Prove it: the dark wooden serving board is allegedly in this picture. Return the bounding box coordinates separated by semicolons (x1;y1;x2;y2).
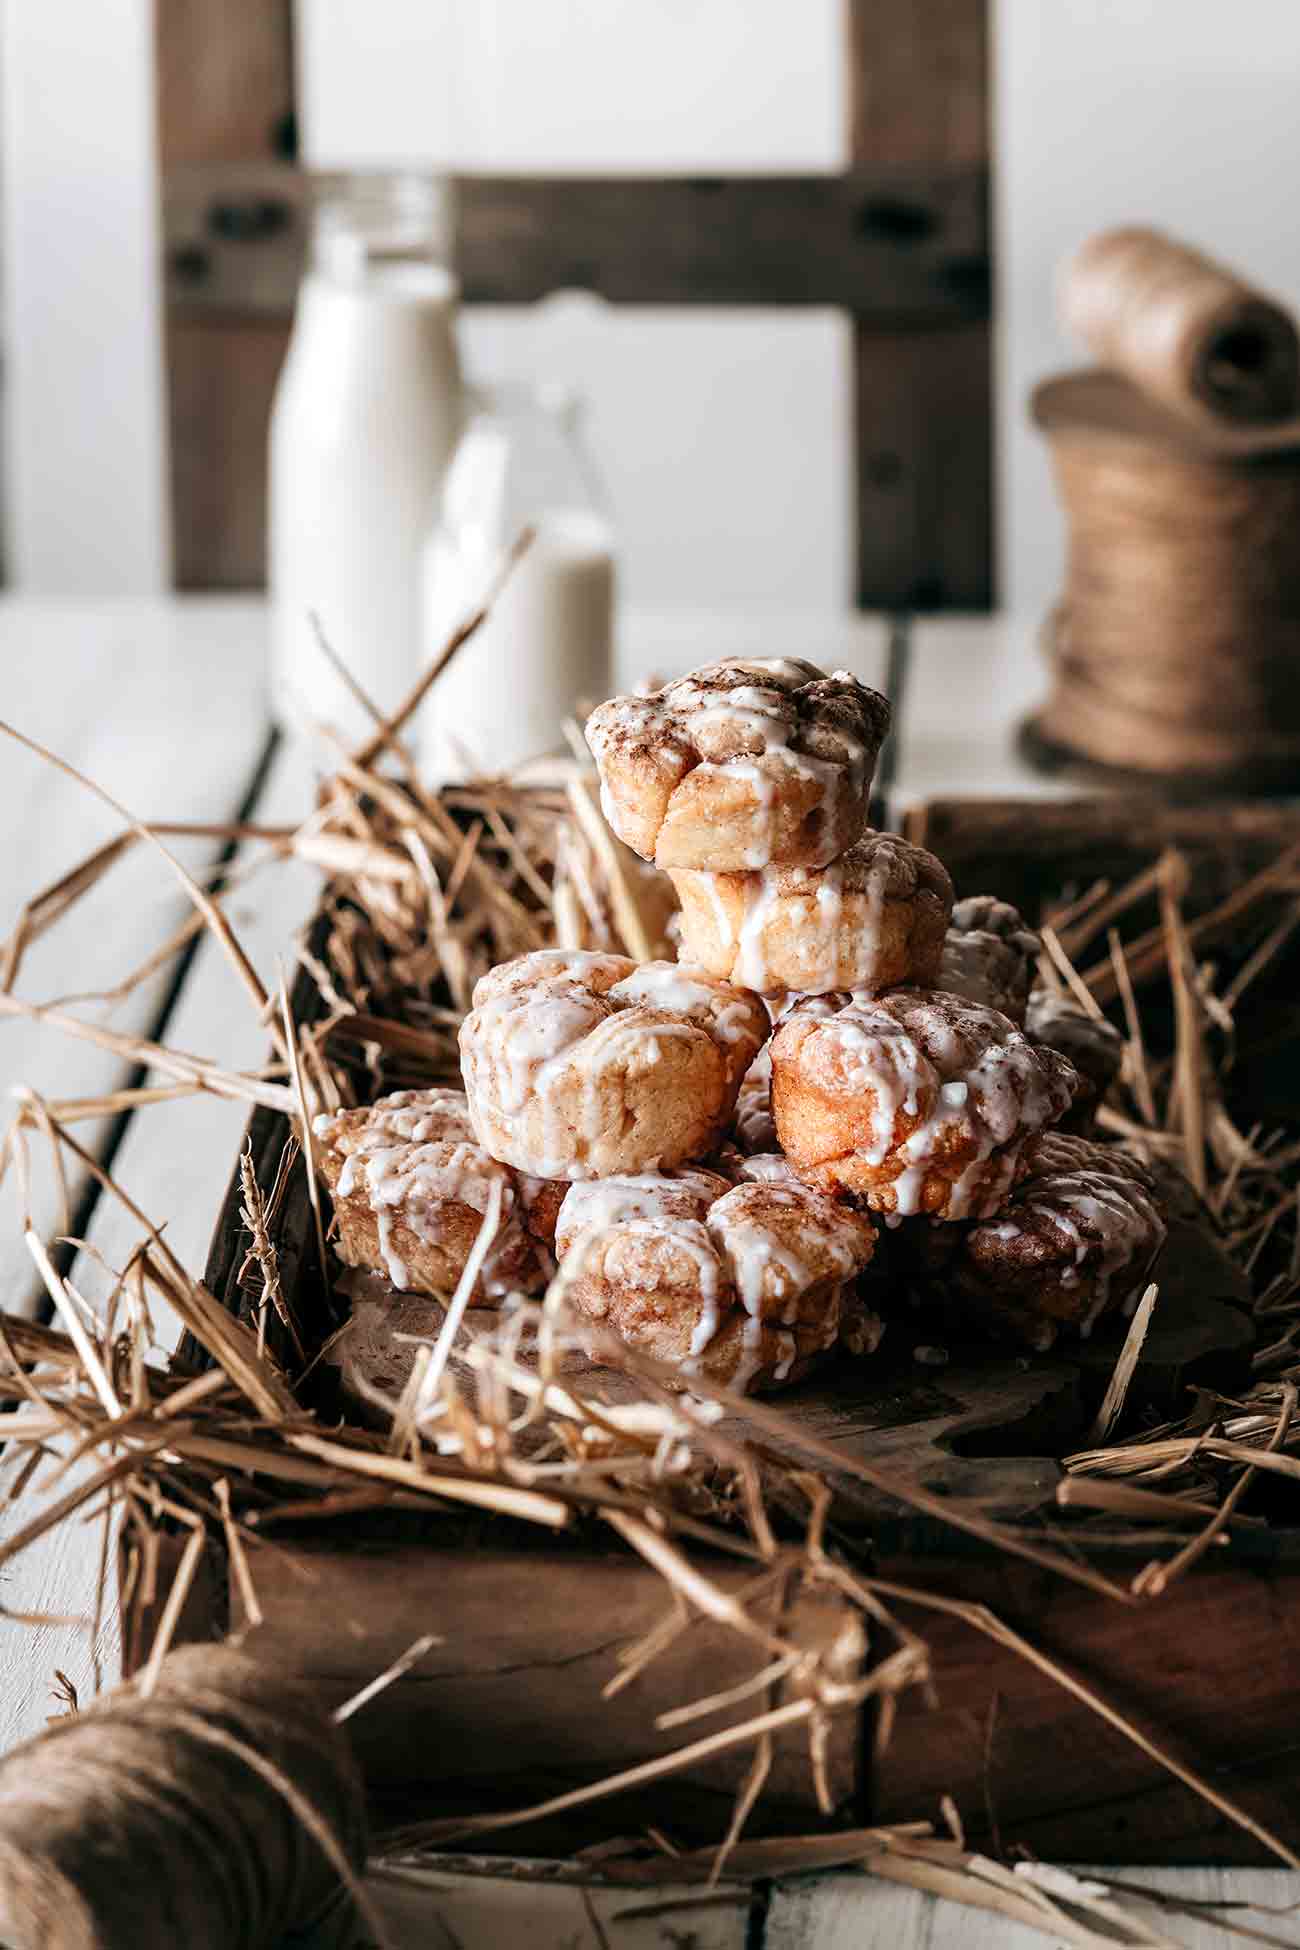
327;1191;1252;1531
131;794;1300;1864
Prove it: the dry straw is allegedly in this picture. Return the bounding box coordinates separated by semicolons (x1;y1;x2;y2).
1;576;1300;1931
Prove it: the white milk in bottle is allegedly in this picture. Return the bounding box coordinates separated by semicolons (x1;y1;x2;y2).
420;385;614;782
269;175;462;743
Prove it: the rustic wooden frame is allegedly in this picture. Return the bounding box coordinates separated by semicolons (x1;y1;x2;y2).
155;0;991;605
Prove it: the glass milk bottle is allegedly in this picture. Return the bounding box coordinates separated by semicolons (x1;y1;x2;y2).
269;174;462;743
420;384;615;781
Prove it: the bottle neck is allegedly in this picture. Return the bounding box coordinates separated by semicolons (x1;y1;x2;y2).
308;173;454;291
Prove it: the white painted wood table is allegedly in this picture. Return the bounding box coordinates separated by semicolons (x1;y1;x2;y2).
0;598;1291;1949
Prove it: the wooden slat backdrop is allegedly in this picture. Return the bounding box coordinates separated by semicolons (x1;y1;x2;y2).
156;0;296;593
156;0;991;607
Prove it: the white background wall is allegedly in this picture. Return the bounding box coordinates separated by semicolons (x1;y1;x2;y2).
6;0;1300;608
297;0;853;610
996;0;1300;618
1;0;170;593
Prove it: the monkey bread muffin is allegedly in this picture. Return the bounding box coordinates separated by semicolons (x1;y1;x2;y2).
459;950;768;1181
585;657;890;872
949;1131;1166;1348
670;829;952;998
770;987;1078;1221
555;1166;879;1393
315;1090;552;1302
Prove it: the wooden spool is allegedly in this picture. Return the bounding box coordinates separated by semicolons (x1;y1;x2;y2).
1024;369;1300;794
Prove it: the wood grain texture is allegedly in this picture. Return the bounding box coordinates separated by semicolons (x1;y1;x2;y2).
848;0;988;168
766;1867;1300;1950
0;734;309;1762
902;795;1300;910
848;0;992;609
155;0;294;166
870;1551;1300;1866
853;320;992;608
0;602;269;1319
162;161;987;320
222;1538;863;1847
368;1861;749;1950
166;314;287;588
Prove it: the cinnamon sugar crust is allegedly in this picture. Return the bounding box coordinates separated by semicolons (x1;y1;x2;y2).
585;657;890;871
670;829;952;997
555;1167;879;1394
315;1092;551;1303
770;987;1078;1221
459;949;768;1180
953;1131;1166;1348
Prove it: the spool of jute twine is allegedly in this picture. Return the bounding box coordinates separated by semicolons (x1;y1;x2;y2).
1026;230;1300;791
1061;226;1300;427
0;1644;369;1950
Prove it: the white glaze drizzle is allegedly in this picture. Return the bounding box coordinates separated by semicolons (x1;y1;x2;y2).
314;1087;474;1151
586;658;887;867
966;1133;1165;1336
556;1165;872;1375
695;833;922;996
331;1127;529;1296
779;987;1077;1218
460;951;765;1178
1002;1134;1164;1334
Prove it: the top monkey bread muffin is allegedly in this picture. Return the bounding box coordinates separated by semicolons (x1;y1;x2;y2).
585;657;891;872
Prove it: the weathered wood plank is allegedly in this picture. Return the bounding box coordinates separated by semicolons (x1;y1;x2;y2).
162;161;989;320
155;0;296;588
848;0;992;611
0;738;310;1758
0;599;270;1318
767;1866;1300;1950
155;0;294;167
166;315;287;589
368;1860;748;1950
870;1551;1300;1865
848;0;988;168
853;320;992;609
231;1537;862;1847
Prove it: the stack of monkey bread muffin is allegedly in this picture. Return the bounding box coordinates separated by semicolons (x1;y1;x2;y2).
316;657;1164;1394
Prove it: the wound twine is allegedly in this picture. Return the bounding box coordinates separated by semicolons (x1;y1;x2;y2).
1029;371;1300;785
1029;221;1300;790
0;1645;369;1950
1061;226;1300;427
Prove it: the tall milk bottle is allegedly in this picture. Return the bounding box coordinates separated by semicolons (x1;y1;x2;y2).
421;384;614;782
269;175;461;744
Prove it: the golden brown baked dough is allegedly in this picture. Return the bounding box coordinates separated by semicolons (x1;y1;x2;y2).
952;1132;1165;1348
937;896;1041;1025
459;949;768;1180
585;657;890;871
770;987;1078;1220
555;1167;879;1393
670;829;951;997
315;1091;551;1302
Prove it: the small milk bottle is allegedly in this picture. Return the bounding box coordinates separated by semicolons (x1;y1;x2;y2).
269;174;462;743
420;384;615;782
